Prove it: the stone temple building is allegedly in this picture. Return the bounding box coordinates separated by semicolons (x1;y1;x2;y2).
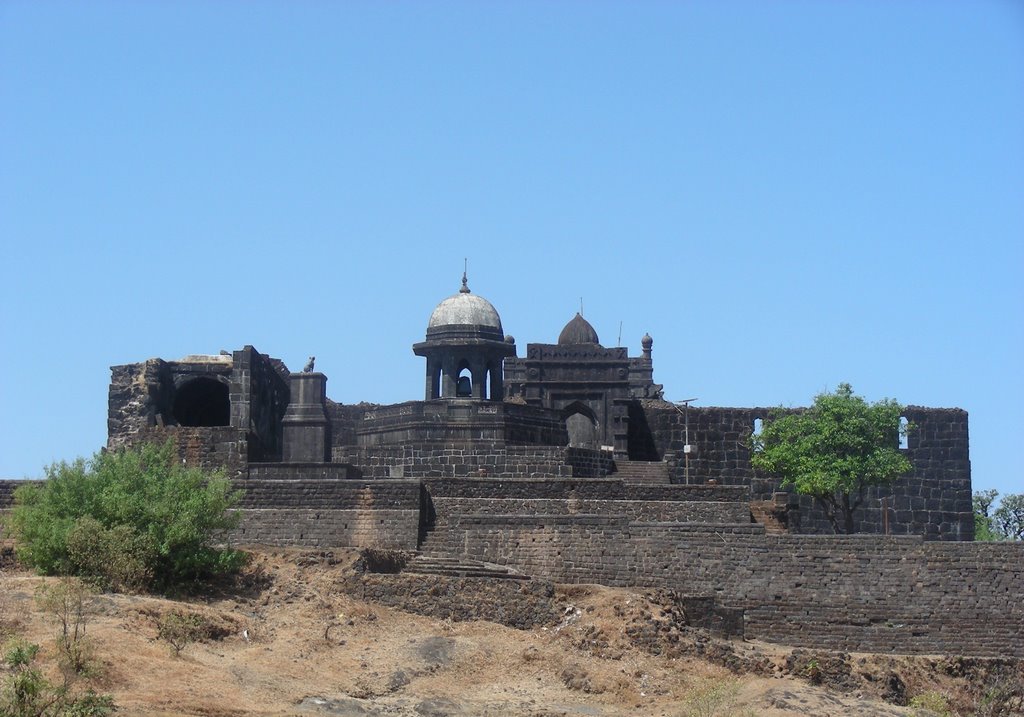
107;273;972;541
99;275;1024;658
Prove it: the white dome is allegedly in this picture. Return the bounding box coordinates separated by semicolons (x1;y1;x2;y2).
428;291;503;332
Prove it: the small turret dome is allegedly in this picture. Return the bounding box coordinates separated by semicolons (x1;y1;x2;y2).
641;333;653;349
427;294;503;332
558;313;600;345
425;273;504;341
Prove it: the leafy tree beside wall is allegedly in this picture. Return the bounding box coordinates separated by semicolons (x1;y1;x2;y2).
974;489;1024;541
750;383;912;534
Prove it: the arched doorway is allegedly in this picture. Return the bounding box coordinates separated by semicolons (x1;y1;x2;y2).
173;377;230;427
562;402;600;449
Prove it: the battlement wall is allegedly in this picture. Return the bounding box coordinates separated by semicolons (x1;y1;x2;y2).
430;497;750;524
0;479;42;509
438;516;1023;657
354;400;568;447
132;426;248;476
333;444;614;479
233;479;421;550
640;403;973;540
422;478;747;502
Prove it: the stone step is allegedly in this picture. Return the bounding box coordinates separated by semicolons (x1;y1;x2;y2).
403;553;529;581
613;460;671;485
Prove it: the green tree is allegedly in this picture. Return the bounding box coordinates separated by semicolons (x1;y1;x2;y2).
6;441;245;590
973;489;1000;542
750;383;912;534
974;490;1024;541
993;493;1024;541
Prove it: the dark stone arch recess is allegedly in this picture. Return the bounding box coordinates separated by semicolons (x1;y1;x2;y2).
173;377;230;427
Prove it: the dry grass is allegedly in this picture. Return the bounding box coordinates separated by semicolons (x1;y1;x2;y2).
0;547;1016;717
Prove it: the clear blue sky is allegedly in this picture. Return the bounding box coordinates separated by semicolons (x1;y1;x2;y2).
2;2;1021;499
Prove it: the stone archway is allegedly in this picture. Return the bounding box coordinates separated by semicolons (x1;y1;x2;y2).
173;377;230;427
562;401;600;449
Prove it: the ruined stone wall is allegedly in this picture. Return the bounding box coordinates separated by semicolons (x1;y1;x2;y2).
0;479;43;510
233;479;420;550
230;347;290;462
639;403;973;540
436;516;1024;657
107;359;172;449
133;426;247;476
325;401;374;448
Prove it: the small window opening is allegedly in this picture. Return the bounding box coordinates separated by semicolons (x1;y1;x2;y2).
751;417;764;452
899;416;909;450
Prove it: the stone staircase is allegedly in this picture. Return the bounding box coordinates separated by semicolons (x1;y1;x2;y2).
403;553;530;580
613;459;671;485
749;493;798;534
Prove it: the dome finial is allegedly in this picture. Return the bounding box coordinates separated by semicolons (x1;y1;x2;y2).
460;257;470;293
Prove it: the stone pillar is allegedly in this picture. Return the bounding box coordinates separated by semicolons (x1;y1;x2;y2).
425;358;440;400
489;360;504;401
442;357;459;399
472;361;487;400
282;372;329;463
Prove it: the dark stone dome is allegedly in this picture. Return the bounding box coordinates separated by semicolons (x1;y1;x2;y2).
558;313;600;345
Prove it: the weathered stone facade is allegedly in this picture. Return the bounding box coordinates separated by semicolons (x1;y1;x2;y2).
13;275;1011;657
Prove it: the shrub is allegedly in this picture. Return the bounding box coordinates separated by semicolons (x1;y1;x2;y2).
157;610;209;656
357;547;410;573
0;638;114;717
66;517;154;592
35;578;96;677
909;691;953;717
7;441;246;590
677;677;754;717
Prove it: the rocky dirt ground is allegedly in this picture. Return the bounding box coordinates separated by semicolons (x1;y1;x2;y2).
0;546;1021;717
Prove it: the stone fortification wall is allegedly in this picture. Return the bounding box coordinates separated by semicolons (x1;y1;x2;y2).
107;348;288;465
325;401;382;448
0;479;43;510
639;403;973;540
423;478;747;502
246;463;355;481
233;479;420;550
354;400;568;447
230;347;290;462
436;516;1023;657
107;359;174;449
430;497;750;525
333;444;613;479
134;426;247;476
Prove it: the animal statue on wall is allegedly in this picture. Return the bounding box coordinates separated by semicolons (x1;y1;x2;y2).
303;356;315;373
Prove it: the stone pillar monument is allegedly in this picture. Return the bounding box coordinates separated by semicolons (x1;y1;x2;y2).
282;372;329;462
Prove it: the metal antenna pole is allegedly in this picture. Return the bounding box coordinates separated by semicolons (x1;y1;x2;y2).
672;398;699;485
